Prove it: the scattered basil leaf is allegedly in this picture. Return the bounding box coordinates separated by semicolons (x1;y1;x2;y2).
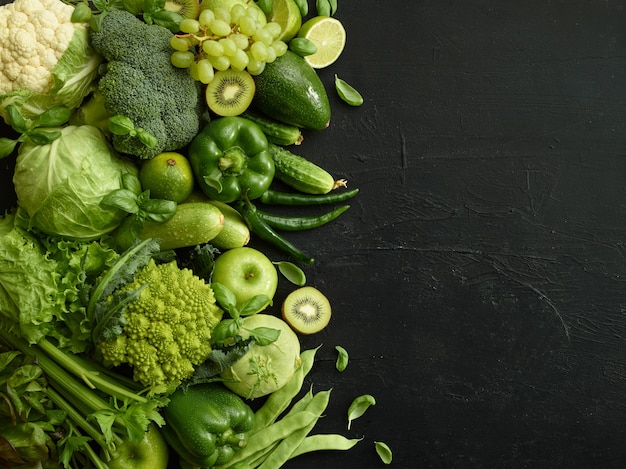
316;0;330;16
211;318;240;343
239;294;272;316
122;172;143;195
27;129;62;145
335;75;364;106
212;282;239;311
257;0;274;15
71;2;94;23
0;138;18;159
275;261;307;286
248;326;281;346
6;105;27;133
33;106;72;127
294;0;308;16
101;189;141;213
150;10;184;33
335;345;349;372
374;441;393;464
108;115;135;135
347;394;376;430
141;199;177;223
137;128;158;148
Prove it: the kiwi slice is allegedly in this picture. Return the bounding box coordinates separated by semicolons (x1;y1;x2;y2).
164;0;201;19
205;70;256;117
281;286;331;334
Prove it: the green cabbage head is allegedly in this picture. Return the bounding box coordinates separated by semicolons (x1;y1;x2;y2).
13;125;137;241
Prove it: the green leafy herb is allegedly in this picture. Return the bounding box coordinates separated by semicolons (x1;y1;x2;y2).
347;394;376;430
375;441;393;464
335;345;349;371
316;0;337;16
275;260;307;286
335;75;364;106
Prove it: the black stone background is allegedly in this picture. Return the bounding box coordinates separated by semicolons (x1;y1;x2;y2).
4;1;626;468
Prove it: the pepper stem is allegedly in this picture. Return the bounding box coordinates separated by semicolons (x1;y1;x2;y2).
219;147;247;175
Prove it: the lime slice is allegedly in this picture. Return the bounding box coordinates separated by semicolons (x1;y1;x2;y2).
297;16;346;68
269;0;302;41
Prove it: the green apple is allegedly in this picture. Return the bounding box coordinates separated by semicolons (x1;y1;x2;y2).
211;246;278;312
106;424;169;469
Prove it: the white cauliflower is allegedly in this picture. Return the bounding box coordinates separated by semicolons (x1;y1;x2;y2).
0;0;82;95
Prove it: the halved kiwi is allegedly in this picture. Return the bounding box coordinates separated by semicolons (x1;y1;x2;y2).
164;0;201;19
205;69;256;116
281;286;331;334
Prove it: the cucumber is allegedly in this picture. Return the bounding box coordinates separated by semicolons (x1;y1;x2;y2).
183;192;250;249
140;202;224;250
268;143;345;194
252;51;331;130
241;109;303;146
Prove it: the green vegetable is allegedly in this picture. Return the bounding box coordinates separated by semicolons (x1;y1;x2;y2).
316;0;338;16
240;109;304;146
347;394;376;430
236;196;315;264
252;51;331;130
138;202;225;250
161;383;255;468
85;9;204;159
375;441;393;464
293;0;309;17
335;345;349;372
188;116;276;203
97;257;223;392
220;314;302;399
269;143;346;194
257;204;350;231
205;198;252;250
12;125;138;241
0;0;103;124
335;75;364;106
258;187;360;206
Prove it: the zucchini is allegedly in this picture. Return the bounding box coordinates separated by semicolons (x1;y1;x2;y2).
268;143;346;194
140;202;224;250
241;109;303;146
183;191;250;249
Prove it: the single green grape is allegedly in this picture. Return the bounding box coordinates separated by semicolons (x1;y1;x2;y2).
264;22;282;39
219;38;238;56
171;50;195;68
170;36;190;52
196;59;215;84
230;33;250;50
230;48;249;71
250;41;269;62
210;55;231;71
253;28;273;46
180;18;200;34
239;15;258;36
203;40;225;57
271;40;288;57
230;4;247;22
247;58;265;76
213;6;231;23
198;9;215;28
210;18;232;37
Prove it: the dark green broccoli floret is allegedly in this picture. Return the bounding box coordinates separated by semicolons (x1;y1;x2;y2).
89;9;204;159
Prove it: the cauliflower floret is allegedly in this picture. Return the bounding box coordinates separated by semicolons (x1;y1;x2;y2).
99;260;223;392
0;0;84;95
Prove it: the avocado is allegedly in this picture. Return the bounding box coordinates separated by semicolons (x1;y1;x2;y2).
252;51;331;130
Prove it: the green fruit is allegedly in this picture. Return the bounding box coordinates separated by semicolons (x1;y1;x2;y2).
252;51;331;130
139;152;195;203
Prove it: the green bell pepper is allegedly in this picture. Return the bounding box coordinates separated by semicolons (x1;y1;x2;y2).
161;383;255;468
188;116;275;203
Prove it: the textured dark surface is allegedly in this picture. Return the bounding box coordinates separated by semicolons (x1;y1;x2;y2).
3;1;626;468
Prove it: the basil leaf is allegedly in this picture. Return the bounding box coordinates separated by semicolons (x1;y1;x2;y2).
316;0;330;16
33;106;71;127
212;282;239;312
328;0;337;14
294;0;308;16
335;345;349;372
211;318;240;343
0;138;18;159
27;129;62;145
141;199;177;223
6;105;27;133
239;294;272;316
335;75;364;106
136;128;158;148
374;441;393;465
108;115;135;135
122;172;143;195
347;394;376;430
101;189;140;213
249;326;280;346
275;261;306;286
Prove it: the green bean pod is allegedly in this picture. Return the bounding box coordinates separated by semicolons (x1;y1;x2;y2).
258;188;359;206
257;205;350;231
236;197;315;265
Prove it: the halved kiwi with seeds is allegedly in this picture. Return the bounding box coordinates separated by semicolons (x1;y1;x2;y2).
281;286;331;334
205;69;256;116
164;0;201;19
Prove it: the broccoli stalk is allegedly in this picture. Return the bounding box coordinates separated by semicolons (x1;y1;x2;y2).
0;329;167;467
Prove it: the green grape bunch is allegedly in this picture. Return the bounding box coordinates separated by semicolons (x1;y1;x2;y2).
170;5;288;84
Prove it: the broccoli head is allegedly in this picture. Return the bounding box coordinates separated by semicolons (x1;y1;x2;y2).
98;259;223;392
88;9;205;159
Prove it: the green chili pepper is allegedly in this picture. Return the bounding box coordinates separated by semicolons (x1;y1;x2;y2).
258;187;359;206
160;383;256;468
188;116;275;203
256;204;350;231
236;196;315;264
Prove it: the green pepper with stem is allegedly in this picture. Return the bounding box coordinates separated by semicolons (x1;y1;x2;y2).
160;383;256;468
188;116;275;203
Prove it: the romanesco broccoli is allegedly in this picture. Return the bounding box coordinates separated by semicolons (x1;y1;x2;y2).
98;259;223;392
87;9;205;159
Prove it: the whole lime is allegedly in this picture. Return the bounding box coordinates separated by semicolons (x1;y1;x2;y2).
139;152;195;203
